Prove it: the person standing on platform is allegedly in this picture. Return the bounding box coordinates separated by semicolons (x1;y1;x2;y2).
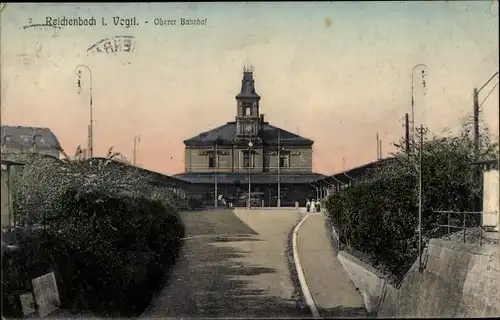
310;199;316;213
306;199;311;212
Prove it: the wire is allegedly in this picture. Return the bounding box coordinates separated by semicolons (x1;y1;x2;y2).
479;81;499;109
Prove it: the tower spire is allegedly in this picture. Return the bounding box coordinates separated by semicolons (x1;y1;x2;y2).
236;65;261;100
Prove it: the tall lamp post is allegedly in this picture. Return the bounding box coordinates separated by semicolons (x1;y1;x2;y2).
413;64;428;272
277;128;281;208
75;64;94;158
247;140;253;209
411;64;428;140
133;135;140;165
214;130;219;208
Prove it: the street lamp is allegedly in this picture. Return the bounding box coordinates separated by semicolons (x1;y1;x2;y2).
133;135;140;165
411;64;428;139
247;140;253;209
277;128;281;208
75;64;94;158
214;130;219;208
410;64;429;273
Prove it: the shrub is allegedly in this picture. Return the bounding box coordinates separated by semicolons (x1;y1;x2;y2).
3;147;185;317
325;116;498;280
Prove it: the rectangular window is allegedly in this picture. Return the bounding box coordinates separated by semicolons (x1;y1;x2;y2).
243;151;253;168
245;107;251;116
208;152;217;168
279;153;290;168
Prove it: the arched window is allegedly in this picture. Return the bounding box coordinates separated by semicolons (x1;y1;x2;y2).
245;107;251;116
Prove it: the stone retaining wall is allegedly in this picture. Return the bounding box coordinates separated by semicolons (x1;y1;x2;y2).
334;236;500;317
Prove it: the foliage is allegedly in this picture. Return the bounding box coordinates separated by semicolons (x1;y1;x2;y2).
3;146;185;317
325;115;499;280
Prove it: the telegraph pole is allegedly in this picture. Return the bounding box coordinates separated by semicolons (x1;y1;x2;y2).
473;71;499;158
405;113;410;154
277;128;281;208
473;71;499;227
473;88;479;158
133;135;140;165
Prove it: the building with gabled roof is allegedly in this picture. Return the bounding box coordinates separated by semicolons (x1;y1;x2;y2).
1;125;61;162
175;67;325;207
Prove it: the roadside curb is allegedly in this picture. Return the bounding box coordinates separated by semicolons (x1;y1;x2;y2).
292;214;320;319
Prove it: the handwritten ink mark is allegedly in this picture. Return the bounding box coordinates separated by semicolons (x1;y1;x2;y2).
23;24;62;30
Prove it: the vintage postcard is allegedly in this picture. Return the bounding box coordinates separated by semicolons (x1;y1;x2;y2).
1;2;499;319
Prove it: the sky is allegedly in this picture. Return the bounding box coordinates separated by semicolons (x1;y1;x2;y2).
1;1;499;175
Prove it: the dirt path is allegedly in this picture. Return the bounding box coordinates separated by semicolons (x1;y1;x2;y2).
142;209;310;318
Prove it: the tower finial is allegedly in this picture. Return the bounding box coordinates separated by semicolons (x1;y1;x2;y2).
243;60;253;73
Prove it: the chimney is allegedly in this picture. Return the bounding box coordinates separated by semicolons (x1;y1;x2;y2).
260;114;265;123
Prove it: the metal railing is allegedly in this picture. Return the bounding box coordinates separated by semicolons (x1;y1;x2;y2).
431;210;499;246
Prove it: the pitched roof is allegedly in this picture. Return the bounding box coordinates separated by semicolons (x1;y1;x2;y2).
1;125;61;151
87;157;192;186
184;122;314;146
312;157;398;186
174;172;326;184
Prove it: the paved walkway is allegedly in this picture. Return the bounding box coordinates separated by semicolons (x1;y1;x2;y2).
297;214;368;318
142;209;310;318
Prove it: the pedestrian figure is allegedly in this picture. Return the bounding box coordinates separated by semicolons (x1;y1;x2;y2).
310;199;316;213
316;200;321;213
306;199;311;212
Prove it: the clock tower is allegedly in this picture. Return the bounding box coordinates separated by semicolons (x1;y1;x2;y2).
235;66;261;138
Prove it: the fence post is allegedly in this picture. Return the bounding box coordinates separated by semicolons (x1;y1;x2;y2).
463;211;466;243
447;212;450;235
480;211;483;246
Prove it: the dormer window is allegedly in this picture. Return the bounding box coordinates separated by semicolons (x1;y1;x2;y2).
245;107;251;116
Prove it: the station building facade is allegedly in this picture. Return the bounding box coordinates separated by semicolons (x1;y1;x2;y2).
174;67;325;207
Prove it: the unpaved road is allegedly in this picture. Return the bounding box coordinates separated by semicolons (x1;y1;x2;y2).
142;208;310;318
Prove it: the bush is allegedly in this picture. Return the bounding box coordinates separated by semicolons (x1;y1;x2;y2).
325;116;499;280
3;148;185;317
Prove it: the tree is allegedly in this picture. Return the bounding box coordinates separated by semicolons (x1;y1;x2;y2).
325;114;498;280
